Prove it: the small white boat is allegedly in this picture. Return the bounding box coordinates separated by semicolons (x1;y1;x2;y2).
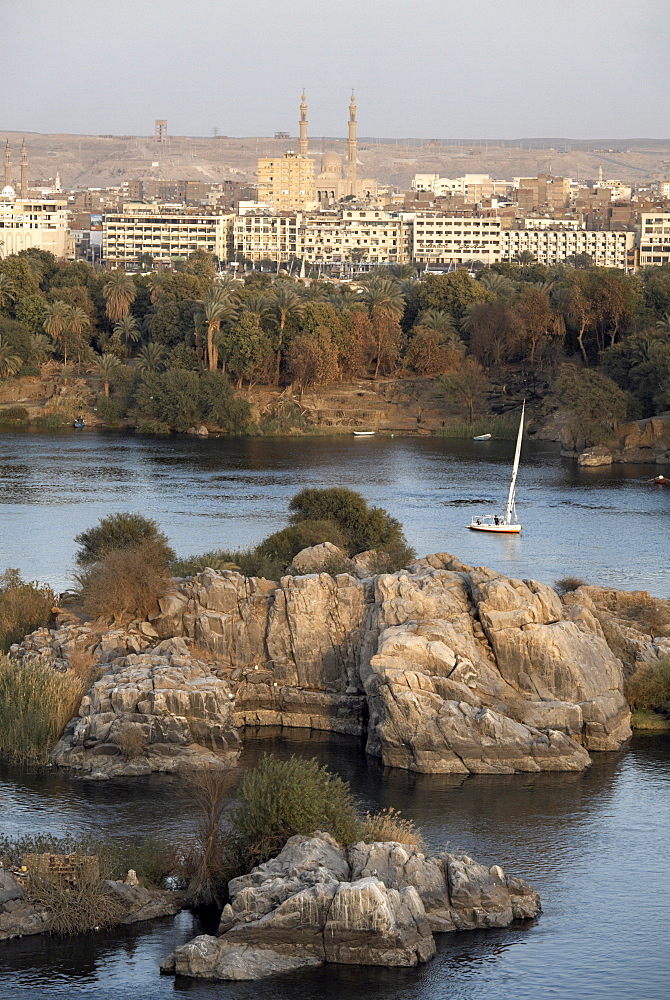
468;404;525;534
353;430;375;436
473;433;492;441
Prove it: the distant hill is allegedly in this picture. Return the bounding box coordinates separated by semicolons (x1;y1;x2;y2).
1;131;669;190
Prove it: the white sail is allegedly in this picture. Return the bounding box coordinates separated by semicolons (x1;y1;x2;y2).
504;403;525;524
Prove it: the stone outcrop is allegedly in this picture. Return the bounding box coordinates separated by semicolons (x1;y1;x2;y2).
552;414;670;465
0;869;182;940
12;553;633;776
162;832;540;981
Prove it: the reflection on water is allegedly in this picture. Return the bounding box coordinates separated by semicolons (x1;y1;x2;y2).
1;731;668;1000
0;430;668;594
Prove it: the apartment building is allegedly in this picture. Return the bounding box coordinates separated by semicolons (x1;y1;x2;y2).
412;173;508;203
501;228;635;268
639;213;670;267
233;209;411;264
0;189;72;257
412;215;501;266
513;174;570;213
257;153;316;212
102;203;232;266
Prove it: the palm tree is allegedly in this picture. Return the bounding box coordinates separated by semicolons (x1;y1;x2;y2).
43;301;70;366
479;270;515;298
201;299;227;371
91;353;121;396
360;276;405;319
65;305;91;366
0;336;22;377
103;270;136;323
0;273;16;312
512;251;537;269
136;342;165;372
29;333;55;365
243;294;273;324
113;315;141;356
147;272;165;305
655;312;670;336
270;285;304;381
385;263;417;280
414;309;457;338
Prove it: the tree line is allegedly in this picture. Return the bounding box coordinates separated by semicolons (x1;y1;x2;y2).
0;248;669;433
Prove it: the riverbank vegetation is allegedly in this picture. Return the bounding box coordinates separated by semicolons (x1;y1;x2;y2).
0;569;54;652
172;486;415;579
0;655;88;764
626;656;670;729
1;248;669;439
182;755;424;907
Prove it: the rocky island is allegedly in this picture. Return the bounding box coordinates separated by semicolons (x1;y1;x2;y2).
8;551;656;779
160;831;541;981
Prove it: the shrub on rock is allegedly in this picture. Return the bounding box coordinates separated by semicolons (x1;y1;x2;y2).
74;512;175;567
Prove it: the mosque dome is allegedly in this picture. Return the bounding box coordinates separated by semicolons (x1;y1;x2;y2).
321;152;342;176
1;184;15;197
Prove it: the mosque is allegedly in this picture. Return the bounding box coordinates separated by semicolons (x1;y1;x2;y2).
257;94;378;212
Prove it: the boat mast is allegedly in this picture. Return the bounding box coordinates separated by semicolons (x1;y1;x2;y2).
504;402;525;524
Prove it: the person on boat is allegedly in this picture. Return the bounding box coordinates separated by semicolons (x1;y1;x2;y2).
494;516;500;525
476;519;481;525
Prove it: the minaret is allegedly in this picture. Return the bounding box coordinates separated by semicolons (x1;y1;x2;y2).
4;141;11;187
299;91;308;156
54;170;62;192
597;164;603;185
20;138;28;197
347;91;357;194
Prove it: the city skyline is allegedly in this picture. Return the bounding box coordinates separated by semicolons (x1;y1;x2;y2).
4;0;669;139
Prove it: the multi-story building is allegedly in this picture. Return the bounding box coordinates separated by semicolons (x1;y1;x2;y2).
513;174;570;213
412;173;508;203
102;203;233;267
501;228;635;269
257;153;316;212
233;209;411;265
639;213;670;267
0;188;72;257
412;215;501;266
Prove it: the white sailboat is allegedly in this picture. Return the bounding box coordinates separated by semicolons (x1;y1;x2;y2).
467;403;525;534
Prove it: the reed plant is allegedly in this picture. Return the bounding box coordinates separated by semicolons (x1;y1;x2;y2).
358;807;426;850
0;655;86;764
0;569;54;652
437;414;519;440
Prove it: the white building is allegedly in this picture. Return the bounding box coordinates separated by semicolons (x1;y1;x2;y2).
412;215;501;265
639;213;670;267
0;186;72;258
501;228;635;269
102;203;233;266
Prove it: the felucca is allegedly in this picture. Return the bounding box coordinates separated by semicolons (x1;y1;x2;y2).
467;403;525;534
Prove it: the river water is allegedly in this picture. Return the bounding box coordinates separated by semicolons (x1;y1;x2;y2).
0;430;669;998
0;429;668;594
0;730;669;1000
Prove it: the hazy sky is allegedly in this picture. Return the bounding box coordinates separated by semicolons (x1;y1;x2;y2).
4;0;669;139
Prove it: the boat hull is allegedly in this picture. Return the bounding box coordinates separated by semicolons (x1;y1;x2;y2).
473;433;492;441
467;523;522;533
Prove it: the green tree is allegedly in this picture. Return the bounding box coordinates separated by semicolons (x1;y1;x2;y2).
113;315;141;356
15;294;48;336
549;364;629;448
270;285;305;383
74;512;175;566
415;269;490;325
91;353;122;397
42;300;70;365
136;342;165;372
0;273;16;313
103;270;136;323
0;336;23;377
0;257;40;300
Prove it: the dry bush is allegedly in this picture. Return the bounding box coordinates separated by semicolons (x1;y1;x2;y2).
358;807;426;850
0;569;54;651
625;657;670;714
78;540;171;620
554;576;587;597
26;872;126;935
618;597;670;638
180;767;241;907
113;722;148;759
0;655;86;764
67;647;98;683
